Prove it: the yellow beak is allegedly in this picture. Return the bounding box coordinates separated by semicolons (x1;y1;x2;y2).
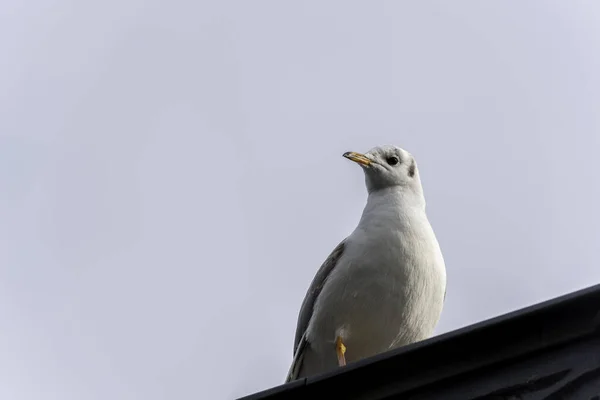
343;151;372;167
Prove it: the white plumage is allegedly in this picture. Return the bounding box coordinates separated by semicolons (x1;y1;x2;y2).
286;145;446;381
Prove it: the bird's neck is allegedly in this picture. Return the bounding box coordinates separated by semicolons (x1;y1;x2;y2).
357;187;426;229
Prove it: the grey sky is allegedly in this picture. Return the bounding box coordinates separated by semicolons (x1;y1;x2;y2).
1;1;599;399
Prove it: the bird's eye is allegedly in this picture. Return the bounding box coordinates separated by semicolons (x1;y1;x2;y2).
386;156;399;166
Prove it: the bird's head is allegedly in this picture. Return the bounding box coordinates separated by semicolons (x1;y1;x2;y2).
343;145;423;195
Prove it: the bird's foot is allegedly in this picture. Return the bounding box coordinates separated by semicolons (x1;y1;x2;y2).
335;336;346;367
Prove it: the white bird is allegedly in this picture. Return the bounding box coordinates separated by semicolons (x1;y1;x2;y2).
286;145;446;382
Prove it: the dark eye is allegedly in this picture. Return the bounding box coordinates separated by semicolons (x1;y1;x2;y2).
386;156;399;166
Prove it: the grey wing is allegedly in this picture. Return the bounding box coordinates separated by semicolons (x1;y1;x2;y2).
286;239;346;382
293;240;346;354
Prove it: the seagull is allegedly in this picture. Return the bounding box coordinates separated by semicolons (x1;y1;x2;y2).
285;145;446;382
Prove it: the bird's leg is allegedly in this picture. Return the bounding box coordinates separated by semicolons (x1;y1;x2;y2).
335;336;346;367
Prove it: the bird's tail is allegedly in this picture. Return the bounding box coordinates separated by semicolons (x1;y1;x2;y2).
284;332;307;383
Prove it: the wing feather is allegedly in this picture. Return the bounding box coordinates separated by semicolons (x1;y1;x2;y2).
285;240;346;382
293;240;346;353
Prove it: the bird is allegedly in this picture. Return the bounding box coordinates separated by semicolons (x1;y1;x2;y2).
285;145;446;382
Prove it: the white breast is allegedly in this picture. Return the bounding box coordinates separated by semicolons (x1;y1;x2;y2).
307;191;446;357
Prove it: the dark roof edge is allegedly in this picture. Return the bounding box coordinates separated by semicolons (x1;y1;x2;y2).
240;283;600;400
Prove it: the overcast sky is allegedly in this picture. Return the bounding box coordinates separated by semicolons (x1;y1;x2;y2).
1;1;600;399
